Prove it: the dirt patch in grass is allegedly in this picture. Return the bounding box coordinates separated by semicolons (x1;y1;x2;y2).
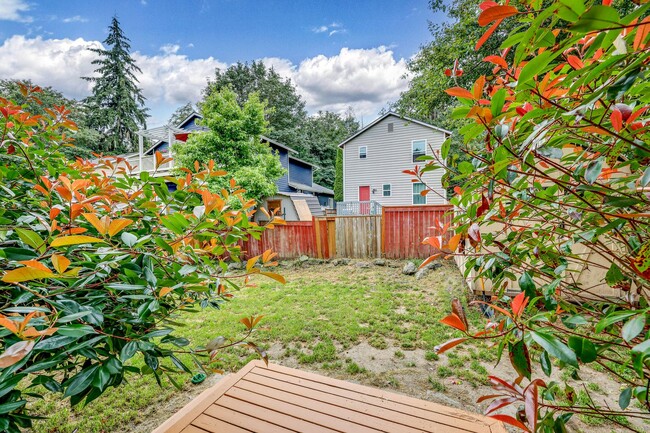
28;260;648;433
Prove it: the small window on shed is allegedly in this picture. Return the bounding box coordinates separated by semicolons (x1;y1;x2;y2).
387;122;394;132
267;200;282;216
359;146;367;159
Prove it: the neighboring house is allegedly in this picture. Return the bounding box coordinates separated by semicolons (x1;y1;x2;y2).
338;112;450;214
114;112;333;221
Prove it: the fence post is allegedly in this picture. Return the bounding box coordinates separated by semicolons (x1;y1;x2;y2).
313;216;322;259
381;206;386;258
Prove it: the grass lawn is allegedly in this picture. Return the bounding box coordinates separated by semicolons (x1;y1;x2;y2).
28;260;644;433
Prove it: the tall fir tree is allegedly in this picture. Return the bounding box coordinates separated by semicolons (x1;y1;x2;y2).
83;16;148;154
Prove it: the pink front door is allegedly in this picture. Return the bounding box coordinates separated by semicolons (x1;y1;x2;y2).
359;186;370;214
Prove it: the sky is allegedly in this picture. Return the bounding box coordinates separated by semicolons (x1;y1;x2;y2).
0;0;447;127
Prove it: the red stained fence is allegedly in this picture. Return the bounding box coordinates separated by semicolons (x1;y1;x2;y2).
242;205;454;260
243;221;316;259
382;205;454;259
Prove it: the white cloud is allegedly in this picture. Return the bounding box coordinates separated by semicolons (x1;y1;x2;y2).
263;46;408;118
0;35;224;108
159;43;180;55
62;15;88;23
312;22;346;37
0;0;31;22
0;35;407;122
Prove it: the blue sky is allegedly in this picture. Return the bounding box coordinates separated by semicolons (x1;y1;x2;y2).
0;0;447;126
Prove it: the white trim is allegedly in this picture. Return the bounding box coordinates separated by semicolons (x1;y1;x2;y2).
412;182;427;205
342;147;345;201
359;146;367;159
382;183;392;197
337;112;452;148
411;139;427;163
358;185;370;201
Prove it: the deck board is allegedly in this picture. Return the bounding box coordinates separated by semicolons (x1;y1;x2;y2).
153;360;507;433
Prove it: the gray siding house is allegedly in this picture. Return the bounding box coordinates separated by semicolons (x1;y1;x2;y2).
338;112;450;210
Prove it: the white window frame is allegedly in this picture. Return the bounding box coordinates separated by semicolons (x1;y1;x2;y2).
359;146;367;159
412;182;426;205
382;184;392;197
412;139;427;162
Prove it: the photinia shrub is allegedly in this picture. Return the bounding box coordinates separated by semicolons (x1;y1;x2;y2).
411;0;650;431
0;87;283;432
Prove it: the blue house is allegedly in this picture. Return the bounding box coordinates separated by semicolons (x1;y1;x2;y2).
134;112;334;221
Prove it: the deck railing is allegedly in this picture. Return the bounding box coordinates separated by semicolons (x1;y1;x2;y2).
336;200;382;216
99;151;174;176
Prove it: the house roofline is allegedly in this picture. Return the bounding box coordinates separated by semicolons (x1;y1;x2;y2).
289;155;318;169
261;135;298;154
337;112;452;148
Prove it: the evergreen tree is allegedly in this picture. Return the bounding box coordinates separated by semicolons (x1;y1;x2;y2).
334;148;343;202
83;16;148;154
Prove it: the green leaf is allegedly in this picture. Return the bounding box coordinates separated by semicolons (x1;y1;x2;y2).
571;5;620;33
519;272;536;298
585;158;603;184
596;310;638;333
619;387;632;410
517;51;554;88
154;237;174;255
121;232;138;247
120;341;139;362
508;340;532;379
530;331;578;367
15;228;45;254
2;247;38;261
567;336;597;363
622;315;645;342
491;88;506;117
63;365;99;397
0;400;27;414
605;263;625;287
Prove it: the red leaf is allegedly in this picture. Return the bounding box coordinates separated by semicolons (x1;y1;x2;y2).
489;415;530;432
445;87;474;99
477;194;490;218
511;292;529;318
610;109;623;132
478;6;518;27
477;394;504;403
435;337;467;354
444;68;452;77
567;55;584;70
440;313;467;331
479;1;498;11
484;55;508;69
472;301;513;320
627;106;647;124
476;19;502;50
486;396;518;415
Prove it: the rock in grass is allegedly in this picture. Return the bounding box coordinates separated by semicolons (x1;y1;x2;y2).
355;261;371;268
299;255;309;262
373;259;386;266
402;262;417;275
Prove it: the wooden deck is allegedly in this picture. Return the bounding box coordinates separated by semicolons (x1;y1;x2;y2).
153;360;506;433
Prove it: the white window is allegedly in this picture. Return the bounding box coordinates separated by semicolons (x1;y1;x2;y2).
413;182;426;205
359;146;367;159
382;184;391;197
412;140;426;162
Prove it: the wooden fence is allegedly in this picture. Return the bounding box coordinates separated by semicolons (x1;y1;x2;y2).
382;205;454;259
243;205;453;260
244;221;316;259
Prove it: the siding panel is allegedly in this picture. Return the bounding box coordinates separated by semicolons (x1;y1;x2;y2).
343;115;447;205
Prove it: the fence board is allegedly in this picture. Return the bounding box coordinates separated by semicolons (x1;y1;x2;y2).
382;205;453;259
333;215;381;258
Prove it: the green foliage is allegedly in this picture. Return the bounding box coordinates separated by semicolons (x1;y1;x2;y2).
0;89;280;431
300;111;359;188
204;61;306;151
167;102;197;127
173;87;284;202
0;80;96;160
420;0;650;431
83;16;148;154
334;148;343;202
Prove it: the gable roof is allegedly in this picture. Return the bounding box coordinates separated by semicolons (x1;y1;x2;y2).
261;135;298;154
337;112;452;148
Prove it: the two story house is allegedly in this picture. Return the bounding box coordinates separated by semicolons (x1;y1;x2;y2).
121;112;333;221
338;112;450;214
